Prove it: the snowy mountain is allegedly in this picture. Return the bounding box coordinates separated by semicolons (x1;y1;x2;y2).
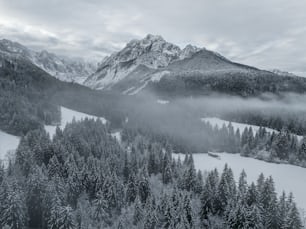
0;39;96;83
84;35;306;97
84;34;202;90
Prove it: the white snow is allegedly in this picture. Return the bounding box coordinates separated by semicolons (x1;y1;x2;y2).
122;86;136;95
150;71;169;82
173;152;306;211
45;107;106;137
0;130;20;162
128;81;149;95
201;117;303;141
111;131;122;144
157;99;169;105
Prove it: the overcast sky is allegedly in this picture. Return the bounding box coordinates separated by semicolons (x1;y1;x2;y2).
0;0;305;74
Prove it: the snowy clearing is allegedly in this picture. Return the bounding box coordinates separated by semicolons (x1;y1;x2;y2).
111;131;122;144
173;152;306;211
0;130;20;162
201;117;303;141
45;107;106;137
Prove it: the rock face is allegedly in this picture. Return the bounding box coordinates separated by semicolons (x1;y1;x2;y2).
84;34;202;90
84;34;265;95
0;39;96;83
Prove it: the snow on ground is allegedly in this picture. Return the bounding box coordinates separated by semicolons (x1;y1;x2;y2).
111;131;122;144
122;86;136;95
201;117;303;141
128;81;149;95
45;107;107;137
0;130;20;162
157;99;169;105
150;71;169;82
173;152;306;211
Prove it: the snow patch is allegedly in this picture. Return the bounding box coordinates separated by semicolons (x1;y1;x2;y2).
45;107;107;137
150;71;169;82
111;131;122;144
173;152;306;212
0;130;20;163
128;81;149;95
157;100;169;105
122;86;136;95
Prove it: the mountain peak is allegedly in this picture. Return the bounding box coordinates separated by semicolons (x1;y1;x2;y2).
144;34;165;42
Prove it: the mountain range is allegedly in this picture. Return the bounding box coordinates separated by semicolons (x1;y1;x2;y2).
1;35;306;97
0;38;96;84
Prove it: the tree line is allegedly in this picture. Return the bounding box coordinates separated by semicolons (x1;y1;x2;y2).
0;118;302;228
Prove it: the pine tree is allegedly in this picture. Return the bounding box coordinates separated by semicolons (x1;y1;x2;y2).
246;182;258;206
194;170;204;194
182;154;196;192
298;137;306;161
215;165;236;214
246;204;263;229
260;176;279;228
138;168;150;204
238;170;247;199
272;128;290;160
133;197;143;225
148;150;158;176
126;174;137;204
57;206;76;229
0;180;27;229
284;193;303;229
143;197;157;229
122;152;130;183
26;166;47;228
92;190;110;225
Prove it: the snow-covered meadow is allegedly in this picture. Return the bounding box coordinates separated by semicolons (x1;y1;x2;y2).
0;130;20;162
0;107;106;162
173;152;306;212
45;107;106;137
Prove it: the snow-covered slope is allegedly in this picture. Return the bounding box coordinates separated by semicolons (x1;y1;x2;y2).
173;152;306;212
0;107;106;162
0;39;96;83
45;107;107;137
0;130;20;162
84;34;202;90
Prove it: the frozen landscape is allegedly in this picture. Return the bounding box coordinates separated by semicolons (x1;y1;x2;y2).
0;130;20;162
1;1;306;226
45;106;106;137
173;152;306;212
0;107;105;162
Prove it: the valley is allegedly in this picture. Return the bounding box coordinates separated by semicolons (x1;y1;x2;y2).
0;35;306;228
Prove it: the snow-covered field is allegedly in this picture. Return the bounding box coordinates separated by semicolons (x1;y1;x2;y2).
0;107;106;162
173;152;306;211
0;130;20;162
45;107;106;137
201;117;303;140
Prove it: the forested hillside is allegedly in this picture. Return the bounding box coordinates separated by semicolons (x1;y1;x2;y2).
0;54;125;135
0;119;302;228
148;70;306;97
0;55;60;135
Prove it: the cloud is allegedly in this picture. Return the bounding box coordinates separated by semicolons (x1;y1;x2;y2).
0;0;305;72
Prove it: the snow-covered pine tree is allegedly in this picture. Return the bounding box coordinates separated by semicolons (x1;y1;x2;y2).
0;179;27;229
